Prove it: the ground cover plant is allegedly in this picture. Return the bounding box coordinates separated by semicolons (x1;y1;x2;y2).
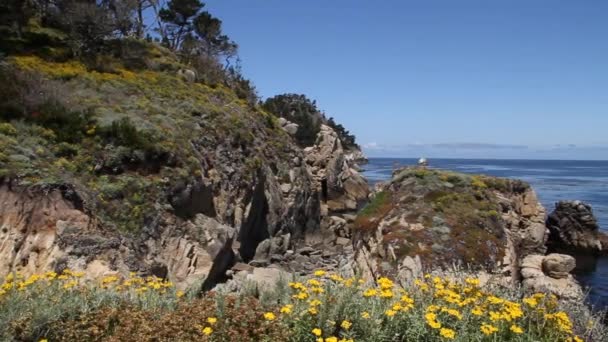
1;269;606;341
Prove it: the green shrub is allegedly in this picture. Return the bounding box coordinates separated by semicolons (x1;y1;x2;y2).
0;122;17;135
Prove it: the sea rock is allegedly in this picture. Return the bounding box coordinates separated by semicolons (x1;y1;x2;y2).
546;201;603;255
520;254;583;300
542;253;576;279
351;167;548;281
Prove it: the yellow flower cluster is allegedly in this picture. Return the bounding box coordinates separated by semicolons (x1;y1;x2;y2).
1;269;84;296
2;269;593;341
0;270;182;301
12;56;87;79
103;273;174;294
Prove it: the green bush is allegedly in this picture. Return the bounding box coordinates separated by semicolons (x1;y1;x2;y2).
0;122;17;135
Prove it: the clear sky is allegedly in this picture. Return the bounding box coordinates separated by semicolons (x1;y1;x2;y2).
204;0;608;160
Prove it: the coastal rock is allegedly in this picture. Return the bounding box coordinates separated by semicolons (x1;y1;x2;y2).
352;167;547;281
304;124;369;213
546;201;603;255
542;253;576;279
520;254;583;300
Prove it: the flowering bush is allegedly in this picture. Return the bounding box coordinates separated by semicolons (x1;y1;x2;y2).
1;270;606;341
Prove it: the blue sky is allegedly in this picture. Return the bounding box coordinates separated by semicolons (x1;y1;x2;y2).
204;0;608;160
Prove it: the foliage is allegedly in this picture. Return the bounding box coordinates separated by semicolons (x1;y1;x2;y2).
354;191;393;232
262;94;323;146
1;270;605;341
327;117;358;149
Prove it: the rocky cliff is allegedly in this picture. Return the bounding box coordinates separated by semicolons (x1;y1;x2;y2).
0;51;367;290
348;167;592;299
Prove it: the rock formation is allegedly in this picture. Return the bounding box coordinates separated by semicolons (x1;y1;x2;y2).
351;168;547;281
546;200;604;255
520;253;582;300
348;167;588;300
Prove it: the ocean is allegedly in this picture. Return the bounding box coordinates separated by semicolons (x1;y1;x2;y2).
362;158;608;310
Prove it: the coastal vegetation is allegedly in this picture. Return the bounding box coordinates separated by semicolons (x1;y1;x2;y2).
1;3;606;342
1;269;606;341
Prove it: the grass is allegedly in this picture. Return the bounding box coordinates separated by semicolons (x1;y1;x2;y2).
354;191;393;232
1;269;606;341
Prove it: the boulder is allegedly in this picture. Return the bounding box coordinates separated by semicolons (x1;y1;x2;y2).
177;68;196;83
542;253;576;279
282;123;299;135
520;254;583;300
546;201;603;255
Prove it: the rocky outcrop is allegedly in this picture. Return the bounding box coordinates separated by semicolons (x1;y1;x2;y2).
350;168;550;284
520;253;583;300
0;182;93;277
0;123;367;292
546;201;604;255
497;183;548;280
277;117;299;135
304;125;369;213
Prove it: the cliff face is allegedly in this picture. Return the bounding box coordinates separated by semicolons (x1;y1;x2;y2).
0;52;367;288
351;167;547;282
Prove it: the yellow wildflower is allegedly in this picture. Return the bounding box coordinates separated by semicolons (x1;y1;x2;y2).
487;296;504;305
308;279;322;287
293;291;309;300
202;327;213;335
465;277;480;286
510;324;523;334
330;274;344;282
63;280;78;289
309;307;319;315
440;328;456;339
480;323;499;335
312;328;322;336
377;277;394;290
207;317;217;325
363;288;378;297
314;270;326;277
325;337;338;342
280;304;293;314
385;309;397;317
361;311;371;319
263;312;276;321
340;320;352;330
489;311;502;322
523;297;538;308
309;299;322;306
176;290;185;298
471;306;484;316
380;289;394;298
425;313;441;329
311;286;325;294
